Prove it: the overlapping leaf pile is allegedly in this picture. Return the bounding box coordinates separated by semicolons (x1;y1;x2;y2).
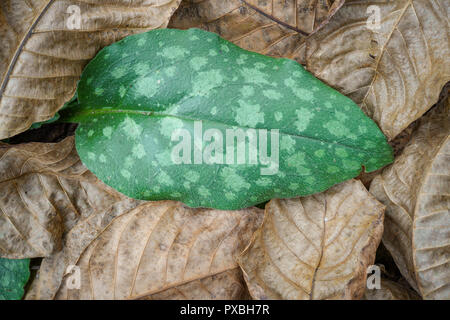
0;0;449;300
0;0;182;139
60;27;392;209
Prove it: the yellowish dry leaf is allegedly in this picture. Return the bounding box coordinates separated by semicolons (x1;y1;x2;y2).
238;179;385;300
364;278;421;300
169;0;344;64
305;0;450;140
26;201;263;300
0;0;182;139
370;97;450;299
0;136;134;258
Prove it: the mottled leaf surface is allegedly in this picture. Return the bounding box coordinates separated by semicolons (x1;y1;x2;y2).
370;98;450;299
238;179;384;299
27;201;263;300
0;0;182;139
305;0;450;140
0;258;30;300
0;137;130;259
61;28;393;210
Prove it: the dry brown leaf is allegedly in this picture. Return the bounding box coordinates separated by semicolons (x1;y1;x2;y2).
241;0;345;35
26;201;263;300
169;0;344;64
364;278;421;300
0;0;182;139
370;97;450;299
238;179;385;300
305;0;450;140
0;136;135;259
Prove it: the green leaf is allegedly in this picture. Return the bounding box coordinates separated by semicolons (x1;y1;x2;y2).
0;258;30;300
60;28;393;210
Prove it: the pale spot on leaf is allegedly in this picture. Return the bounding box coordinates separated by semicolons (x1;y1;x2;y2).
193;69;224;96
220;167;250;192
157;171;174;186
121;169;131;179
281;136;296;153
158;46;188;60
159;118;184;138
198;185;211;198
94;88;104;96
120;117;143;140
190;56;208;71
274;112;283;121
263;89;282;100
103;127;113;139
235;100;264;127
294;108;314;132
132;143;146;159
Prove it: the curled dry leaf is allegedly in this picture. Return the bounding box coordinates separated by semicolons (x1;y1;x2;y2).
169;0;344;64
370;97;450;299
0;0;182;139
364;278;421;300
0;136;133;259
26;201;263;300
238;179;385;300
305;0;450;140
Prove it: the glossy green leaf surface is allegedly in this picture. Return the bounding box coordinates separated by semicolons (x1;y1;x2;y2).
61;28;393;210
0;258;30;300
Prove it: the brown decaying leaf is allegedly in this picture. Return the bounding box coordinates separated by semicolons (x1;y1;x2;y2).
238;179;385;300
305;0;450;140
364;278;421;300
241;0;345;35
0;136;134;259
0;0;182;139
370;97;450;299
169;0;344;65
26;201;263;300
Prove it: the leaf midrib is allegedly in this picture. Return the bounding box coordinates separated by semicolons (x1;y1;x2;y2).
361;0;412;108
0;0;55;99
70;107;375;153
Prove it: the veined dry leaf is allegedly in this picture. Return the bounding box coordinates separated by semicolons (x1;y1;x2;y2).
238;179;385;300
305;0;450;140
26;201;263;300
370;98;450;299
25;197;142;299
242;0;345;34
169;0;345;64
364;278;421;300
0;0;182;139
0;136;133;259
